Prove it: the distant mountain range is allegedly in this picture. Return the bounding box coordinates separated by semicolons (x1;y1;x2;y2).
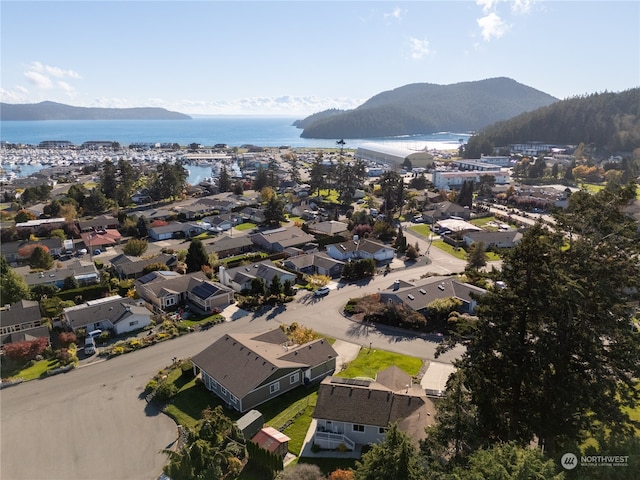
0;101;191;121
295;77;559;139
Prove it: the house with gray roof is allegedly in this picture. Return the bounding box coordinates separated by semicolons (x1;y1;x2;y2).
325;238;395;263
250;226;316;252
186;277;234;314
283;252;345;278
308;220;349;236
462;230;523;249
110;253;178;279
134;271;208;311
191;329;337;413
420;201;470;224
148;222;205;241
218;260;296;293
313;366;435;451
204;234;254;258
76;214;119;233
379;276;486;316
62;296;151;335
2;238;63;264
23;259;99;289
0;300;49;346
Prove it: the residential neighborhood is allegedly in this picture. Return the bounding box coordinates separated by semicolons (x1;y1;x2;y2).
1;132;639;480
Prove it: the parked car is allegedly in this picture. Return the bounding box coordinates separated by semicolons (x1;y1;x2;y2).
314;286;331;297
93;249;101;255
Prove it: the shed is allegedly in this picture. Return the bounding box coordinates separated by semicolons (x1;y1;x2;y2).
236;410;264;441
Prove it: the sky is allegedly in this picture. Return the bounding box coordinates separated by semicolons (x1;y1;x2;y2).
1;0;639;116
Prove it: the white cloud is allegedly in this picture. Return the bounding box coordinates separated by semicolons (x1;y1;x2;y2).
408;37;431;60
0;86;30;104
477;12;509;41
384;7;405;21
512;0;535;15
476;0;499;14
24;70;53;89
57;81;76;97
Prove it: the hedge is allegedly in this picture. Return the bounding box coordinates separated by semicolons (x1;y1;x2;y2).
55;284;111;302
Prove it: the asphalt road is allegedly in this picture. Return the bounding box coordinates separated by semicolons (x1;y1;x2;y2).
1;248;469;480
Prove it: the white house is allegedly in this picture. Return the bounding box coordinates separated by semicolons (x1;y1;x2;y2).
62;296;151;335
325;238;395;263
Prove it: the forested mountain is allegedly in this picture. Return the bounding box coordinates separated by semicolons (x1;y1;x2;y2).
0;101;191;121
298;77;558;139
291;108;344;129
465;88;640;155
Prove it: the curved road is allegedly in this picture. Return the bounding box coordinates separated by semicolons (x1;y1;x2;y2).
1;249;470;480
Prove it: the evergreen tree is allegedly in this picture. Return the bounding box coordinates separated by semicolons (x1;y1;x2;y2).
454;183;640;456
136;215;149;238
264;195;285;227
114;158;138;207
289;154;301;185
354;423;426;480
29;246;53;270
309;155;325;197
450;442;564;480
185;239;209;273
218;166;231;193
252;167;269;192
100;159;118;200
0;257;31;304
466;241;487;270
251;277;267;297
269;274;282;298
83;188;111;215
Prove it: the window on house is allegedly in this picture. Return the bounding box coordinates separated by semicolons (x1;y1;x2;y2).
220;385;227;396
166;297;175;306
229;394;238;404
270;382;280;394
290;372;300;384
352;424;365;432
379;427;387;434
129;320;139;327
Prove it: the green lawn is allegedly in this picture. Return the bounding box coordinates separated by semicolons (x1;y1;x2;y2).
234;222;256;231
469;216;496;227
4;358;61;381
191;231;216;240
338;348;423;380
409;224;433;237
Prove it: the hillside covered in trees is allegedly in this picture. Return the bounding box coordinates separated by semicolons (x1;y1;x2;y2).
0;101;191;121
464;88;640;157
297;77;558;139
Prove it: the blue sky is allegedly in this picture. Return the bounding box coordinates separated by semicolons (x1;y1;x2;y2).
1;1;638;116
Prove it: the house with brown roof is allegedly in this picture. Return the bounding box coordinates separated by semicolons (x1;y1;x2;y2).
204;234;254;259
191;329;338;413
312;366;436;452
80;229;122;251
0;300;49;346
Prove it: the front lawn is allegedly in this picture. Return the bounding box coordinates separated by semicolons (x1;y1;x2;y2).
409;224;433;237
3;357;62;381
338;348;423;380
234;222;256;231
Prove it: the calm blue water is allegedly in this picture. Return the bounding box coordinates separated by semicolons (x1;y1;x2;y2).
0;117;469;150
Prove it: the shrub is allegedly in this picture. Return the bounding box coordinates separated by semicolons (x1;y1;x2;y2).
112;346;125;356
128;338;142;349
3;337;49;362
145;379;158;393
98;331;111;343
154;381;178;403
123;238;148;256
58;331;77;348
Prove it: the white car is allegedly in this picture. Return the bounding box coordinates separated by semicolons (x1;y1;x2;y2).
314;286;331;297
